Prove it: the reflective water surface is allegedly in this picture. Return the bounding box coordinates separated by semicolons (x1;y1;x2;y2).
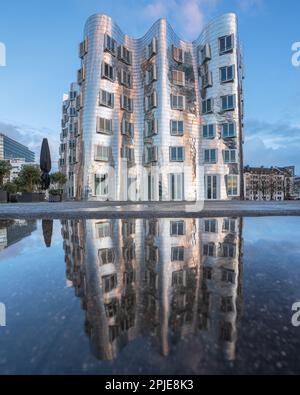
0;217;300;375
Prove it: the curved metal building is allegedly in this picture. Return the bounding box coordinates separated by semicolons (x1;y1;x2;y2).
60;13;244;201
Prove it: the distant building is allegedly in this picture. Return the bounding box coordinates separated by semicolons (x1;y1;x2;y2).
7;158;36;182
0;220;37;251
0;133;35;163
293;176;300;199
59;83;79;199
244;166;295;201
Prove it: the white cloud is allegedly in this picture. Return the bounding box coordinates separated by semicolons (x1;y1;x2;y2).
244;119;300;174
143;0;219;39
0;121;59;170
237;0;264;12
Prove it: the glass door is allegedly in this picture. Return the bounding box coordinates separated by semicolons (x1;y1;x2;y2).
206;175;218;200
169;173;184;201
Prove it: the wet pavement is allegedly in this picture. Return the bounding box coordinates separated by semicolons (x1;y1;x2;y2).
0;200;300;219
0;216;300;374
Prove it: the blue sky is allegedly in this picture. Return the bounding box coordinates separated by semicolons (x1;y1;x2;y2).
0;0;300;172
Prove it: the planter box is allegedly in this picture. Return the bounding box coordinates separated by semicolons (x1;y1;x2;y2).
8;193;18;203
49;194;62;203
18;192;46;203
0;190;8;203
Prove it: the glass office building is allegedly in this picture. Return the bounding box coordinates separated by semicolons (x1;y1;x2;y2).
0;133;35;163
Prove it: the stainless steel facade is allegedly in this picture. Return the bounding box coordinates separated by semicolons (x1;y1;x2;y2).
60;13;244;201
61;217;243;362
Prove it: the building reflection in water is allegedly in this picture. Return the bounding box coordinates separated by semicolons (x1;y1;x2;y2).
61;217;243;362
0;219;37;251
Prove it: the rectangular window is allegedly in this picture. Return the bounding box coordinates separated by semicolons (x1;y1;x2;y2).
145;91;157;111
101;62;114;81
219;34;234;55
69;90;77;100
145;119;158;138
204;149;217;164
203;243;215;257
204;219;217;233
76;94;82;110
220;322;233;342
170;146;184;162
99;89;114;108
104;34;117;55
220;243;236;258
221;94;236;111
223;218;236;233
121;146;135;163
170;120;184;136
172;270;184;286
105;299;118;318
120;95;133;112
169;173;184;201
121;117;134;138
170;220;185;236
146;64;157;84
146;245;158;264
77;66;86;84
123;271;135;286
96;221;111;238
227;175;239;196
222;122;236;138
118;45;132;65
79;38;88;58
221;268;235;284
202;72;213;88
171;95;185;110
172;70;185;86
96;117;113;135
220;296;234;313
95;174;109;196
203;124;215;139
220;65;234;83
98;248;115;265
122;243;136;263
171;247;185;261
200;43;211;64
119;69;132;88
173;46;184;63
223;149;237;163
94;145;110;161
69;107;77;117
145;146;158;163
147;37;157;59
202;98;213;114
102;273;117;293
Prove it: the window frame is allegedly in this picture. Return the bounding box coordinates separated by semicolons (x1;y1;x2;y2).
169;146;185;162
204;149;217;164
219;34;234;55
202;98;213;114
223;149;237;164
99;89;114;108
222;122;236;138
170;120;184;136
96;117;113;135
227;174;239;197
221;94;236;112
171;94;185;110
203;124;215;139
220;65;235;83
